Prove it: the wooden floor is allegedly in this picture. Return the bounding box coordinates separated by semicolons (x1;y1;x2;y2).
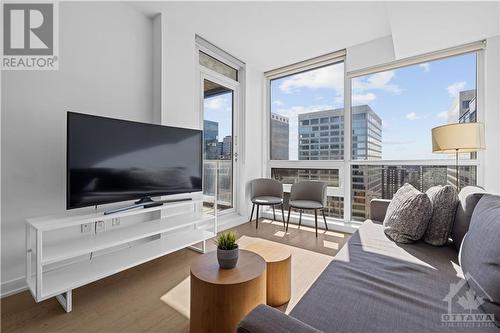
1;219;350;333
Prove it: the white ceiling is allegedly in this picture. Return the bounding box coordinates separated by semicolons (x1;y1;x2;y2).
130;1;392;71
130;1;500;72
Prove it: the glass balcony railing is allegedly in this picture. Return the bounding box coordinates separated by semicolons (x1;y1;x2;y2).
203;160;233;212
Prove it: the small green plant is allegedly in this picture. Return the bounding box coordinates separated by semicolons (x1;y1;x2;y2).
215;232;238;250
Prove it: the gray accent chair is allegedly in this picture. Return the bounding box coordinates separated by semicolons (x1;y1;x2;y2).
250;178;285;229
286;181;328;237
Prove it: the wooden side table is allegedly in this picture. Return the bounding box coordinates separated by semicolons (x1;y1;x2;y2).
190;250;266;333
245;242;292;307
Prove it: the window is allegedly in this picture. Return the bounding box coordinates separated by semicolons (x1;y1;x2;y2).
351;52;477;161
270;61;345;161
267;46;482;225
199;51;238;81
350;52;479;220
271;168;344;219
351;164;477;220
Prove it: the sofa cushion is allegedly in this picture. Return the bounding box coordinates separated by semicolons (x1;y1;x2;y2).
238;304;321;333
460;195;500;327
290;219;497;332
451;186;485;251
424;185;458;246
383;183;432;243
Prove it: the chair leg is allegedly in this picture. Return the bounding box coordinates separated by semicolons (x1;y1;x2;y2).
298;210;302;228
249;203;255;222
286;207;291;232
314;209;318;238
322;209;328;231
256;205;260;229
281;204;286;228
272;206;276;221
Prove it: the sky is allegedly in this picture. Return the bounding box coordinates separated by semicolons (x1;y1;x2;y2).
270;52;477;160
204;91;233;141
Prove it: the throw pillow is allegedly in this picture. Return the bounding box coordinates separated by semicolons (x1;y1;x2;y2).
451;186;485;251
383;183;432;243
423;185;458;246
459;194;500;327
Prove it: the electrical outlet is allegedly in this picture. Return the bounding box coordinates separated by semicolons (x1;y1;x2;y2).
111;217;120;226
81;223;92;233
96;221;105;233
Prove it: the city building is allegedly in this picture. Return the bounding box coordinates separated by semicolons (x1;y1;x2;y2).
222;135;232;159
296;105;383;218
270;113;289;159
203;120;219;160
297;105;382;161
446;89;478;187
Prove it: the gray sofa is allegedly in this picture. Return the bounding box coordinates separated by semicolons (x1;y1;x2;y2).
238;186;499;332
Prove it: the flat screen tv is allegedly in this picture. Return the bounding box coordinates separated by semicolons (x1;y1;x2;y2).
67;112;203;210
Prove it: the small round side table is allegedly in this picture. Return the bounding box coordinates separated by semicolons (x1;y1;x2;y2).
190;250;266;333
245;242;291;307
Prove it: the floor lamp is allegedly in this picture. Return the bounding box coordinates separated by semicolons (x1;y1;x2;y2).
431;122;485;191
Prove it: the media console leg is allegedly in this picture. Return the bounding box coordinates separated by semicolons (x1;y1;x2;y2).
188;240;206;254
56;290;72;313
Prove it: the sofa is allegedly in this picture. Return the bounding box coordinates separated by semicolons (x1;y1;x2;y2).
238;186;499;332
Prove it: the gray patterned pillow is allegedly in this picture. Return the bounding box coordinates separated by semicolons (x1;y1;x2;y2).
423;185;458;246
383;183;432;243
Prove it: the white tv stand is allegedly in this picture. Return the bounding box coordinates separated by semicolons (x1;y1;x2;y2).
25;198;216;312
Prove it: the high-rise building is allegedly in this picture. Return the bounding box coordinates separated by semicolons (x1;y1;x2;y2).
222;135;232;159
270;113;289;159
297;105;382;160
297;105;382;219
446;89;477;187
204;120;219;160
458;89;477;123
381;166;406;199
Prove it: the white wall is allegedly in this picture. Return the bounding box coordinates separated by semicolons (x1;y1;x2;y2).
387;2;500;59
159;12;265;220
483;35;500;194
1;2;153;295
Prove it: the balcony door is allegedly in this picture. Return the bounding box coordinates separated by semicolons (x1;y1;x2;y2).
201;73;239;215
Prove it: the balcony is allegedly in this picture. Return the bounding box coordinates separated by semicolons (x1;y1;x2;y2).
203;160;233;212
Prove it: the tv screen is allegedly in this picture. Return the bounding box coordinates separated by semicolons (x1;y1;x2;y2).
67;112;202;209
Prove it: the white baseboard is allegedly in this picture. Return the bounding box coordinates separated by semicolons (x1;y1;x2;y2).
1;276;27;298
217;213;248;232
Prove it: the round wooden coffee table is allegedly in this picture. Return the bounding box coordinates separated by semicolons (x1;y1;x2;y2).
190;250;266;333
245;242;291;307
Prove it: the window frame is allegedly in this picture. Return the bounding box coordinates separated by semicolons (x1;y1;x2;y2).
264;41;485;225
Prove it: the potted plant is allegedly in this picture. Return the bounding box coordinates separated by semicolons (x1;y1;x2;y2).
215;232;239;269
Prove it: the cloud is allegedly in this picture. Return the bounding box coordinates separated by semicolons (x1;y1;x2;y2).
278;64;344;93
419;63;430;72
352;93;376;105
383;139;414;145
273;100;284;106
447;81;467;97
352;70;402;95
437;103;458;122
204;97;225;110
406;112;427;121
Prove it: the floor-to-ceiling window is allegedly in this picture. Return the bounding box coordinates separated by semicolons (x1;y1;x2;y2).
349;51;479;220
268;54;346;219
267;45;482;225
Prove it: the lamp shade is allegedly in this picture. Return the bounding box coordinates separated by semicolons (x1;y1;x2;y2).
432;122;485;153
